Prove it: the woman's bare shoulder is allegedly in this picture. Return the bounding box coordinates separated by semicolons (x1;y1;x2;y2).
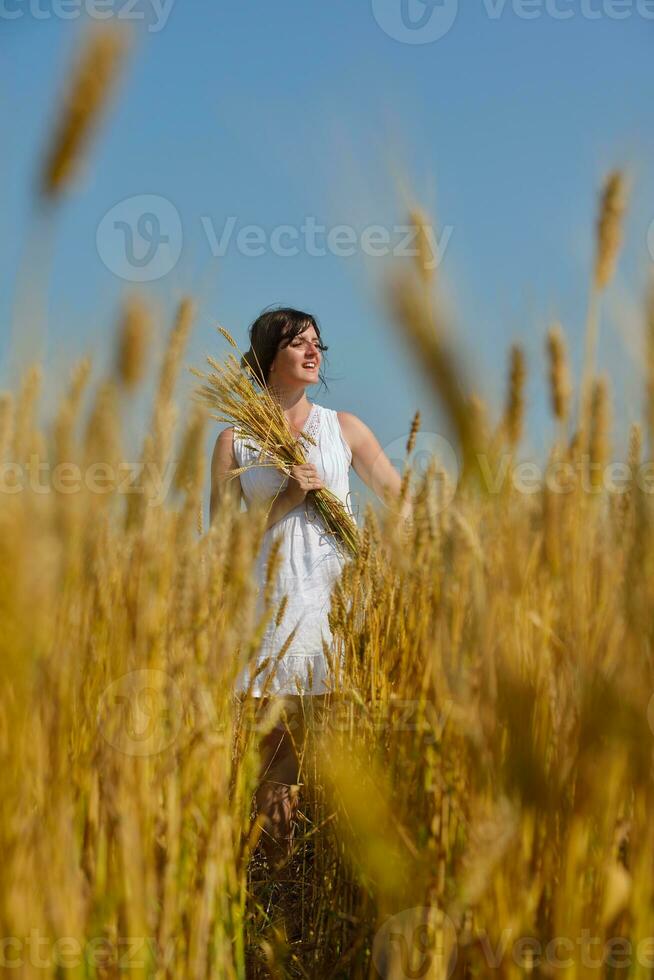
336;410;361;428
212;426;236;464
337;411;368;440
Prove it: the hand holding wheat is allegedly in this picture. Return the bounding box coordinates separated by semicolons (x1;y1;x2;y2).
287;463;325;498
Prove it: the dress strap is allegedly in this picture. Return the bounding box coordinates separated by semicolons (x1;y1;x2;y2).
304;402;321;442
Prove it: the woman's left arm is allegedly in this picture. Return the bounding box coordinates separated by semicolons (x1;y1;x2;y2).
338;411;413;522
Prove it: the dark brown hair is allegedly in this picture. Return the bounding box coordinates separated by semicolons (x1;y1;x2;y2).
240;306;329;390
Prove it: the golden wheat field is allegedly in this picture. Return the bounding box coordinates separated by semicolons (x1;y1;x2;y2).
2;23;654;980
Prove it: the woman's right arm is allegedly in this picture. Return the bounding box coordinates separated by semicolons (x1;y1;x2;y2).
210;427;243;526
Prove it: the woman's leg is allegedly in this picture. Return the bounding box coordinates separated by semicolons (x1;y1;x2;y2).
254;695;304;868
252;693;333;868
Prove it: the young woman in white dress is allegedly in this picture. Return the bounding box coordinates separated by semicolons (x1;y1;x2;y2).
210;307;407;869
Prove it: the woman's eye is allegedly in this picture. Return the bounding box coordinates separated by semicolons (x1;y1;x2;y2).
290;339;324;350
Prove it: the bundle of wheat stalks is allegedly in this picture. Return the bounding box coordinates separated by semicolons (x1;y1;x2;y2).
191;326;361;558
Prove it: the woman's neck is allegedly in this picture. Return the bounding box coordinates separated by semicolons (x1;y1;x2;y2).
267;387;313;438
268;384;311;415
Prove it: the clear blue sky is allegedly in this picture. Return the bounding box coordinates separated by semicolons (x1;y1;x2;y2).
1;2;653;517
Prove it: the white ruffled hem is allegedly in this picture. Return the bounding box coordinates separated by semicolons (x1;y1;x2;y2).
234;651;339;697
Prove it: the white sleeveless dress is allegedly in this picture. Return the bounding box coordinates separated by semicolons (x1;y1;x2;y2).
232;402;355;697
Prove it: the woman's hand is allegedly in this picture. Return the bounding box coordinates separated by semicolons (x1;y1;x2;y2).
286;463;324;505
264;463;325;532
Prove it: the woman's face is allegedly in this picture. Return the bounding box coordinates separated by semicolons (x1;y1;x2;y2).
268;326;322;387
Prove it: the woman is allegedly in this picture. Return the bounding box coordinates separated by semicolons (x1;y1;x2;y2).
210;306;409;870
